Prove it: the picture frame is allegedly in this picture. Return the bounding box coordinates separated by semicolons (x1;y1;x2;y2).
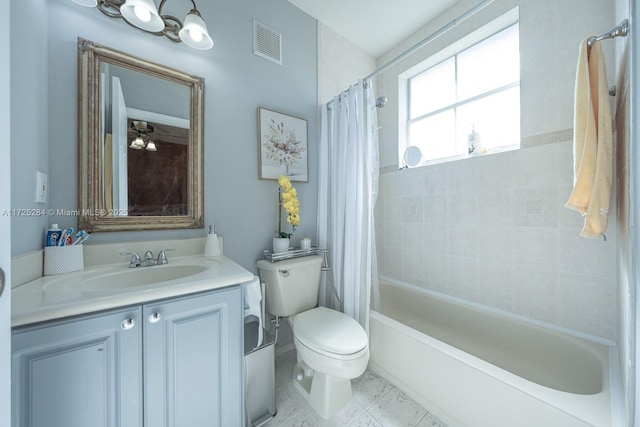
258;107;308;182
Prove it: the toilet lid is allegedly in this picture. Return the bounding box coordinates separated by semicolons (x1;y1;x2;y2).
293;307;368;355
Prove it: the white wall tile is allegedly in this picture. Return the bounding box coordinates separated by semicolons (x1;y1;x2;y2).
402;196;423;223
372;0;616;340
447;225;479;258
512;186;559;228
423;164;447;195
423;195;448;225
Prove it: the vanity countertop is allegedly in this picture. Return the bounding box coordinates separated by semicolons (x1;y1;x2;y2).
12;255;254;327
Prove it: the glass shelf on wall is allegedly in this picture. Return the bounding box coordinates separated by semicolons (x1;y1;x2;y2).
262;247;328;263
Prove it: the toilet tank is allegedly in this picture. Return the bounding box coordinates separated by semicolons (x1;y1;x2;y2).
257;255;323;317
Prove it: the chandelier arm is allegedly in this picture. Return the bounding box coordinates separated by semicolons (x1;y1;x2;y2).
97;0;125;18
161;15;184;42
157;0;169;15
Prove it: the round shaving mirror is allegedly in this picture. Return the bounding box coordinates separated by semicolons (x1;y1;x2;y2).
402;146;423;168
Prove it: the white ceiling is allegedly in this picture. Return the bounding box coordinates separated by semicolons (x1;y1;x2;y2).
288;0;460;57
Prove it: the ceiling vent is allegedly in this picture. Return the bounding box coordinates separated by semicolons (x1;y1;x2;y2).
253;20;282;65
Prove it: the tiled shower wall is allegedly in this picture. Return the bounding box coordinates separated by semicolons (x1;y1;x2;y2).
375;139;616;340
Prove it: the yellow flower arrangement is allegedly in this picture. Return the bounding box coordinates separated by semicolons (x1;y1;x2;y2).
277;175;300;237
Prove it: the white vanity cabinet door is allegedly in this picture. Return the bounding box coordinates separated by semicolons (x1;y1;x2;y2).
143;286;243;427
11;306;143;427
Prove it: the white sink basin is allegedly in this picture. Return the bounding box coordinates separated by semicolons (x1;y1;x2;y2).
82;264;210;289
41;260;221;294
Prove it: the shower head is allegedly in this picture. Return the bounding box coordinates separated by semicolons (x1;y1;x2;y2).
375;96;388;108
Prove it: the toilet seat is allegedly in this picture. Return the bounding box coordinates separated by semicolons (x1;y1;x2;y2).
293;307;368;358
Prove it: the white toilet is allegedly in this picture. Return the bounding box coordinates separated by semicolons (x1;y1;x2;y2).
257;255;369;419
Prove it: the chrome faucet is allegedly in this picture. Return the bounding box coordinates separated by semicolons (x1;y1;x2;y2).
141;251;156;267
119;251;141;268
156;248;175;265
120;248;176;267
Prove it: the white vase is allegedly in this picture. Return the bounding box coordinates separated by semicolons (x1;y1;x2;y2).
272;237;290;254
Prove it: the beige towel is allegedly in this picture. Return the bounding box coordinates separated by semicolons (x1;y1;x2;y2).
565;39;613;239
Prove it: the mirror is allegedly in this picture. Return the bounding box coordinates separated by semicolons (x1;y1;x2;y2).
78;38;204;232
402;146;423;168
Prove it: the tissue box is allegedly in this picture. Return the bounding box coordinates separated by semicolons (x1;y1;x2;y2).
44;246;84;275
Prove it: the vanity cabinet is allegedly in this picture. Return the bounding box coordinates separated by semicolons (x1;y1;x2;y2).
11;286;243;427
11;306;143;427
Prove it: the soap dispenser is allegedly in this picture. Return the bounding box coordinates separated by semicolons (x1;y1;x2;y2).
467;125;482;156
204;224;221;257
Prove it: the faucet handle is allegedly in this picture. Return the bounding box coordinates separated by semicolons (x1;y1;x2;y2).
119;251;141;268
156;248;175;265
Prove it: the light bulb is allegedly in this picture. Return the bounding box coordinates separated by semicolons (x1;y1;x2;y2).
179;10;213;50
130;136;145;149
189;29;203;42
133;5;152;22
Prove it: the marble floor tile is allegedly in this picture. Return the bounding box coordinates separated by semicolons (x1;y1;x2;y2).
264;382;309;426
348;412;384;427
351;369;394;409
268;349;448;427
364;388;427;427
264;409;318;427
310;398;366;427
416;413;449;427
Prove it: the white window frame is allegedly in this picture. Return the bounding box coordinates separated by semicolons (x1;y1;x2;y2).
398;8;520;167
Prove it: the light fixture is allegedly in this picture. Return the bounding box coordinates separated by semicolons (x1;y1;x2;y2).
120;0;164;32
73;0;214;50
129;121;158;152
178;9;213;50
130;135;145;149
145;140;157;151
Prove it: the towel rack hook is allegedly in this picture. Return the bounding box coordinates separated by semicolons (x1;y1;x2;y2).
588;19;629;46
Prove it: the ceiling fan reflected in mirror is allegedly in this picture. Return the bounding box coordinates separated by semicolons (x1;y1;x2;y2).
129;120;157;152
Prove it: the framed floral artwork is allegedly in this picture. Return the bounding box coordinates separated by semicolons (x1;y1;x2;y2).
258;107;308;182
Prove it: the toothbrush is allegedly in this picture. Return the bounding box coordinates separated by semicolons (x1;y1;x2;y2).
72;230;85;245
74;232;91;245
58;228;72;246
78;234;91;245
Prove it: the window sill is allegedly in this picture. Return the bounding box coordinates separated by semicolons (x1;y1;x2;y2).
406;144;519;168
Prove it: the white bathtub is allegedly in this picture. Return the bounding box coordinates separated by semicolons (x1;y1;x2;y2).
369;280;622;427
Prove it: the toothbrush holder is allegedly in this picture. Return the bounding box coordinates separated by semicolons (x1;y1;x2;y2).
44;246;85;275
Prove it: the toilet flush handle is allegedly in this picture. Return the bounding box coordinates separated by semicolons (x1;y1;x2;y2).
279;270;290;278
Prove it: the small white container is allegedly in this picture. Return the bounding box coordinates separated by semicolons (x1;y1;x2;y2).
44;246;84;275
300;237;312;250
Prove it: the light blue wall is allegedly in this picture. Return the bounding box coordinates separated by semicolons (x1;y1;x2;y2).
10;0;49;254
11;0;318;273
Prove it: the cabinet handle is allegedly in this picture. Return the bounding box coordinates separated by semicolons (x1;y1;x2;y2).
121;318;135;330
148;312;162;324
0;267;4;299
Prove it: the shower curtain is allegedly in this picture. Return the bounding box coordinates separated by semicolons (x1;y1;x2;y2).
316;80;379;333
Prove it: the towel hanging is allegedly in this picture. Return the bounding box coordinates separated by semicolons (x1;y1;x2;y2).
565;38;613;240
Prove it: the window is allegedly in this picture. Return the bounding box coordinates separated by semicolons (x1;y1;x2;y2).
404;21;520;165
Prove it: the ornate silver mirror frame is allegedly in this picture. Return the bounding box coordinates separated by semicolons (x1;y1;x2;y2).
77;38;204;232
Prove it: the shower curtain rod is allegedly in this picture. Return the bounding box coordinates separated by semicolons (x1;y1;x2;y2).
363;0;495;82
325;0;495;108
587;19;629;46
